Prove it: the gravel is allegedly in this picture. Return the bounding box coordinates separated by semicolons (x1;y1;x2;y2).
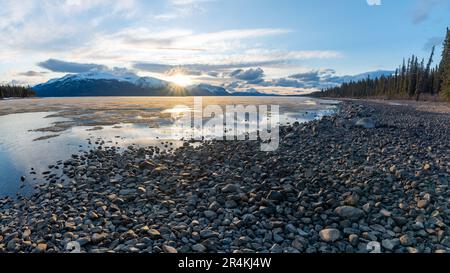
0;100;449;253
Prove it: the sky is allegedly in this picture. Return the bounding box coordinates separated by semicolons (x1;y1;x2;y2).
0;0;449;94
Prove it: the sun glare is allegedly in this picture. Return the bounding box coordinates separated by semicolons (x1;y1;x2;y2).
168;74;192;87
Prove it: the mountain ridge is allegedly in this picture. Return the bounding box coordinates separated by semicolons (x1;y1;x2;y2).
33;71;231;97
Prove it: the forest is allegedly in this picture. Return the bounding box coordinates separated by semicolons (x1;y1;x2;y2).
0;85;35;99
316;28;450;101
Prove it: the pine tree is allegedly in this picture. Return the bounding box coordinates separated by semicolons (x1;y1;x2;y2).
440;28;450;100
316;28;450;101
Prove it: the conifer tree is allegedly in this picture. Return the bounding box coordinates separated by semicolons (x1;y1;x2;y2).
440;28;450;100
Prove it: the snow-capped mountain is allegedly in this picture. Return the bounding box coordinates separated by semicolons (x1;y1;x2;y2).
333;70;394;83
33;71;230;97
186;84;229;96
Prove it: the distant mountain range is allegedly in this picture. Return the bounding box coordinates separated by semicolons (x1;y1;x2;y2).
33;71;231;97
32;70;395;97
333;70;394;83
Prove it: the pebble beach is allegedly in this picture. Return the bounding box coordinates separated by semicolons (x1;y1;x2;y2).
1;100;449;253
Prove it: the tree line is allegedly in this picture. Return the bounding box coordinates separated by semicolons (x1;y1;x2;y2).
316;28;450;101
0;85;36;99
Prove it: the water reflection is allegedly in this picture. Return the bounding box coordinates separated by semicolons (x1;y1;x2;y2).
0;97;339;197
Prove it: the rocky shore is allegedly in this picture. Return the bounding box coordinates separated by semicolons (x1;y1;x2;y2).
1;101;449;253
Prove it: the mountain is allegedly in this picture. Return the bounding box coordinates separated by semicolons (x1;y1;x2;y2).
33;71;231;97
231;88;275;96
186;84;229;96
332;70;394;83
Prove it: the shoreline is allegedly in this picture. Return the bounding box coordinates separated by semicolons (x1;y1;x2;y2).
1;100;449;253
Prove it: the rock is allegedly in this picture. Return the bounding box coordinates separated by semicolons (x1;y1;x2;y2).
319;228;341;242
269;244;283;253
36;243;48;252
266;190;285;201
119;189;136;197
77;237;91;246
291;238;305;250
355;117;375;129
88;211;99;220
139;160;155;170
199;229;218;239
22;229;31;238
7;238;19;251
407;247;419;253
242;214;256;225
92;233;107;244
137;187;146;194
334;206;364;220
259;206;274;215
162;245;177;253
221;184;238;193
417;199;429;209
349;234;359;246
393;216;407;226
379;209;392;217
208;201;221;210
399;234;413;246
192;243;207;253
203;210;217;219
148;229;161;238
362;203;371;212
382;239;397;251
344;193;360;206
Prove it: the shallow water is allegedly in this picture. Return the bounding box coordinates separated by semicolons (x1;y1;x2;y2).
0;96;339;197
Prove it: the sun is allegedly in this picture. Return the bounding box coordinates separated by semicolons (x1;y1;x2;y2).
168;74;192;87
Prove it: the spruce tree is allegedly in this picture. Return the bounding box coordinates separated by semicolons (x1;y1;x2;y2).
440;28;450;100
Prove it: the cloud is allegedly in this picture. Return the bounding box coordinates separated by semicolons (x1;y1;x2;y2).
229;68;265;83
423;36;444;51
155;0;213;20
169;0;213;5
17;71;48;77
113;27;291;51
412;0;442;24
165;67;203;76
131;49;340;75
289;69;336;82
133;61;276;75
366;0;382;6
38;59;107;73
240;69;393;93
133;63;173;73
289;71;321;82
0;0;142;54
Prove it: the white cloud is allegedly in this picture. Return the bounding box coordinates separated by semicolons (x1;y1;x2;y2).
155;0;214;21
169;0;213;5
366;0;382;6
0;0;342;89
412;0;444;24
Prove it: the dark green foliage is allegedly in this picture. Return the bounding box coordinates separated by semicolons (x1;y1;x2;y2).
440;28;450;100
316;28;450;101
0;85;35;99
